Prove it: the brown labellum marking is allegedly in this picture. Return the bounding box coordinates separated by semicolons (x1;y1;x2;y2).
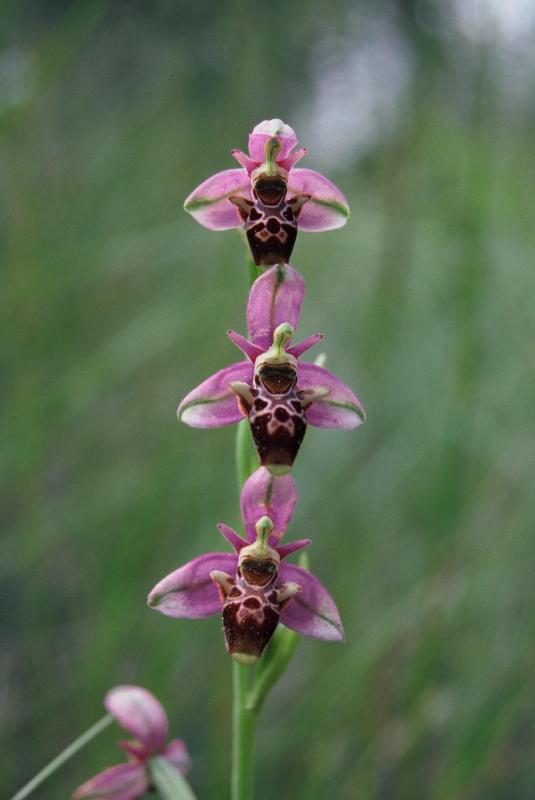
259;363;297;394
274;407;290;422
222;600;280;661
243;597;261;609
212;550;301;662
266;217;281;234
231;172;311;266
240;556;277;587
254;177;287;206
240;185;304;265
282;207;295;221
247;386;308;472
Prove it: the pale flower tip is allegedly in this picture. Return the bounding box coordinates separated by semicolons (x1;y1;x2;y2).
255;515;274;541
273;322;294;342
232;652;258;666
252;118;295;138
147;588;160;608
267;464;292;476
276;581;302;603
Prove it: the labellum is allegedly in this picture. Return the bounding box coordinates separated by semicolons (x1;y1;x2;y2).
229;137;310;266
230;179;309;267
210;517;301;664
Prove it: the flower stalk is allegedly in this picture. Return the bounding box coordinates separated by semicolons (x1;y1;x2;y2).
149;757;198;800
9;715;113;800
232;662;257;800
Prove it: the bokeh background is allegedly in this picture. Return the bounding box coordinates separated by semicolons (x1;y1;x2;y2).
2;1;535;798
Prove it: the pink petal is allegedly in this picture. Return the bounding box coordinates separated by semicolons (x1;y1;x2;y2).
217;523;246;552
72;763;148;800
163;740;191;775
247;264;305;350
184;169;251;230
231;149;258;174
278;147;308;171
297;362;365;429
178;361;253;428
287;333;323;358
119;740;146;761
227;330;263;362
240;467;297;543
148;552;237;618
105;687;167;755
279;564;344;641
276;538;311;559
287;168;350;231
248;119;298;161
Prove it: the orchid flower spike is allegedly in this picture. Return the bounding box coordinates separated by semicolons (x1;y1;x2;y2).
72;686;190;800
184;119;350;266
148;468;344;663
177;263;365;474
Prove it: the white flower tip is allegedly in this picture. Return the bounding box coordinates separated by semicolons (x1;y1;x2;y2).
252;119;295;138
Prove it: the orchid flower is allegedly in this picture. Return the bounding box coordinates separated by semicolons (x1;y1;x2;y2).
178;263;365;474
72;686;190;800
184;119;350;265
148;467;343;663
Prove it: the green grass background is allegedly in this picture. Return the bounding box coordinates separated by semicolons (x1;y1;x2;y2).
2;2;535;798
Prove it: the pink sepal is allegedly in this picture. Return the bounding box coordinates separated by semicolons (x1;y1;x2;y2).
279;563;344;642
227;330;263;362
178;361;253;428
183;168;251;230
276;538;311;559
72;762;148;800
297;362;365;429
278;147;308;171
231;148;258;174
287;333;323;358
217;522;246;552
247;264;305;350
148;552;238;618
119;740;146;761
240;467;297;543
287;168;350;231
105;686;167;756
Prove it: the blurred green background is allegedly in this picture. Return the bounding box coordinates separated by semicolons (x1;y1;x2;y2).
2;1;535;798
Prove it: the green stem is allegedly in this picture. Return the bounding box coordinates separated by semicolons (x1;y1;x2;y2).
233;413;258;799
9;714;113;800
230;247;292;800
235;419;252;490
231;662;257;800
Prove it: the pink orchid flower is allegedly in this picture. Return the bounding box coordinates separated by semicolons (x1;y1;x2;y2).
184;119;350;265
148;467;343;663
178;263;365;474
72;686;190;800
